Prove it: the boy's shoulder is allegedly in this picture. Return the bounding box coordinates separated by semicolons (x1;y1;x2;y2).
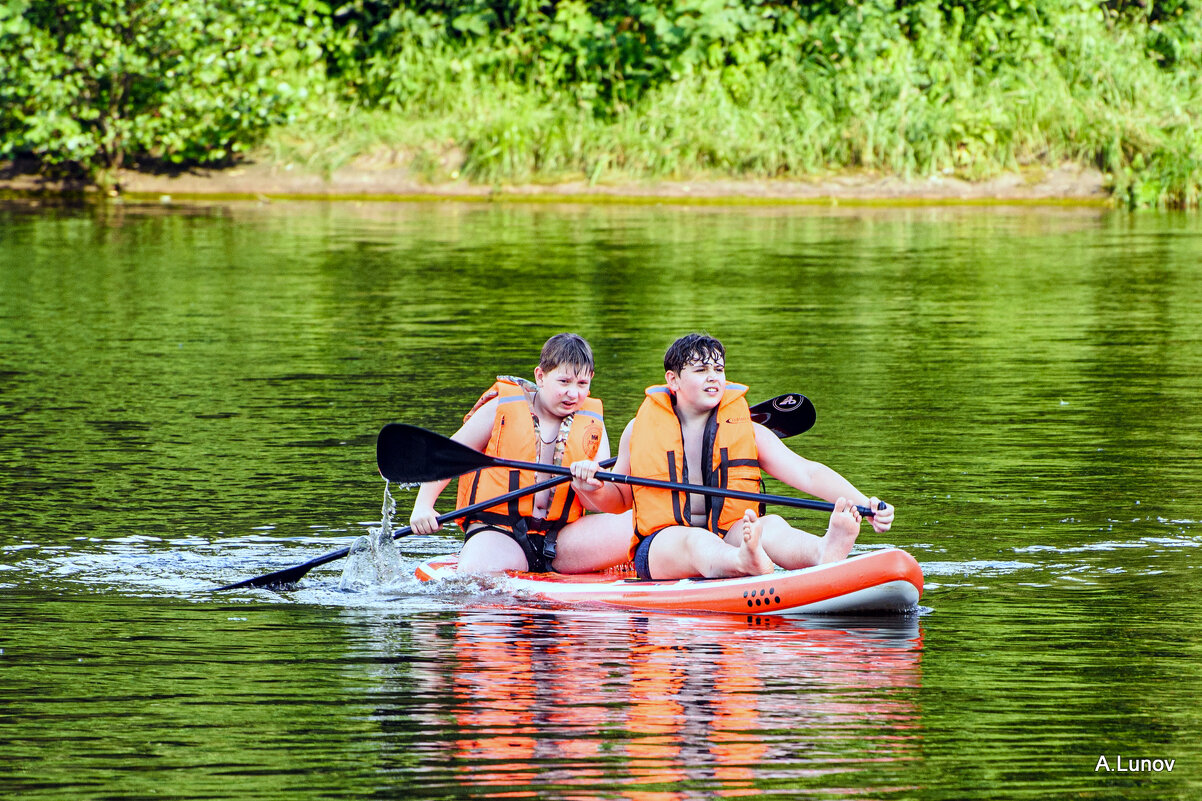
463;375;533;421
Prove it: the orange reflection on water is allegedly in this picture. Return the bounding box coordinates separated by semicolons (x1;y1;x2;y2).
417;610;923;799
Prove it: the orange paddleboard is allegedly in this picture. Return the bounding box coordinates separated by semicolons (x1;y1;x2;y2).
416;548;923;616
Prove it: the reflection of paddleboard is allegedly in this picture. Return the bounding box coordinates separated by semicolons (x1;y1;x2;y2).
416;548;923;616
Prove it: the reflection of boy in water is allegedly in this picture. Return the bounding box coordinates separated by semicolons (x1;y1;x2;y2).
586;333;895;580
407;333;631;574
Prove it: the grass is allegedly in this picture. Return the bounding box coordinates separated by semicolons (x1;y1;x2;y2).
254;2;1202;208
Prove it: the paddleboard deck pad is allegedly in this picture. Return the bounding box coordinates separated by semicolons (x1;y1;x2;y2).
416;548;923;616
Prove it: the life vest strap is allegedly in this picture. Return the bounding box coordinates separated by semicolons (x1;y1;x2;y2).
462;510;566;535
461;514;563;571
666;452;689;528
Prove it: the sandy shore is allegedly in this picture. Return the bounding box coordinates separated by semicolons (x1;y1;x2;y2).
2;159;1111;205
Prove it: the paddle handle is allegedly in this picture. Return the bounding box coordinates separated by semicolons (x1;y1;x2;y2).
489;457;882;517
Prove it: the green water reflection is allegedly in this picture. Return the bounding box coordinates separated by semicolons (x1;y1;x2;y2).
2;199;1201;799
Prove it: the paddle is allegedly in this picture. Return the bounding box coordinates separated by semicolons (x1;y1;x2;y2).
377;424;884;518
749;392;816;439
212;456;620;591
213;393;815;591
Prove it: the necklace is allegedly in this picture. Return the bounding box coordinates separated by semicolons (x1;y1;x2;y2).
531;393;560;445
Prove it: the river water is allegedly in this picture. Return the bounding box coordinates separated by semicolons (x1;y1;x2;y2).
2;197;1200;799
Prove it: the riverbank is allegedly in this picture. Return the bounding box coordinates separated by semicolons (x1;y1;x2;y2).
1;159;1110;206
6;2;1198;209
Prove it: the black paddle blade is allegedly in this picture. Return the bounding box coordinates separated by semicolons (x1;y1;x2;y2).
213;566;305;591
212;545;353;591
750;393;816;438
376;423;495;483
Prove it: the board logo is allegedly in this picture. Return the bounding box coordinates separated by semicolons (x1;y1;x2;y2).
772;394;801;411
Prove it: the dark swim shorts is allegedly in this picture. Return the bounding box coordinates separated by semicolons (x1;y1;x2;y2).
632;532;660;580
464;523;555;573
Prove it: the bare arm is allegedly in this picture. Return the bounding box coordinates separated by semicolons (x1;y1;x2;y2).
408;399;497;534
753;423;894;533
569;421;633;513
614;419;634;508
572;427;617;512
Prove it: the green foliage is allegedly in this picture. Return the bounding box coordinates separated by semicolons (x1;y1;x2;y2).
2;0;1201;207
326;0;780;110
0;0;330;175
283;0;1199;207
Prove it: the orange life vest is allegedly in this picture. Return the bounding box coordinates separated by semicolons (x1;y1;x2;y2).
629;383;762;553
455;378;605;532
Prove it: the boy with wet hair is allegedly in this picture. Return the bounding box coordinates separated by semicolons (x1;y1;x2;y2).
409;333;632;574
663;332;726;376
588;332;895;580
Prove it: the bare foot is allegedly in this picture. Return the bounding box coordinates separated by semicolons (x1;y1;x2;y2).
734;509;775;575
819;497;861;563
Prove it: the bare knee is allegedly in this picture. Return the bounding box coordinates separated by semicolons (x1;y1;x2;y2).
458;530;527;573
760;514;789;533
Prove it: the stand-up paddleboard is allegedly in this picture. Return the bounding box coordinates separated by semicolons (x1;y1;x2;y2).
416;548;923;616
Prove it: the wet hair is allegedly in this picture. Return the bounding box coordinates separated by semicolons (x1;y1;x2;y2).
664;333;725;375
539;333;594;376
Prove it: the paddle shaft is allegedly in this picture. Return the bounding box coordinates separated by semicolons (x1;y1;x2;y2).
482;455;880;517
213;456;617;590
399;453;618;537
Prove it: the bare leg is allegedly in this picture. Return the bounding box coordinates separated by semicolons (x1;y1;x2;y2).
457;529;529;573
552;510;634;574
649;510;774;579
757;498;862;570
757;513;821;570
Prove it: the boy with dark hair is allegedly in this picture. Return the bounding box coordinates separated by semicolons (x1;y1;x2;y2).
594;332;895;580
409;333;631;574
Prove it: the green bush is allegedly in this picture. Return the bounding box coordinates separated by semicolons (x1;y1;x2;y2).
0;0;331;176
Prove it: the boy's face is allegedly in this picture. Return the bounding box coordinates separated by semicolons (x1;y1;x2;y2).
534;363;593;416
667;356;726;409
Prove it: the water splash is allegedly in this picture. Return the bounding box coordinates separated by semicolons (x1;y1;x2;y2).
339;482;405;591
